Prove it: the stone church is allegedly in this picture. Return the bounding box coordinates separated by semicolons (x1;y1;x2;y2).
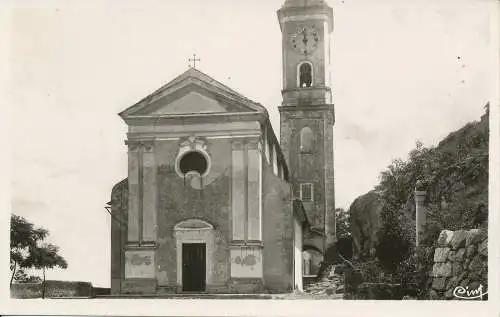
109;0;336;295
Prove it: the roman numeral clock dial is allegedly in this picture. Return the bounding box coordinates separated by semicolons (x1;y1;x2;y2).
291;25;320;55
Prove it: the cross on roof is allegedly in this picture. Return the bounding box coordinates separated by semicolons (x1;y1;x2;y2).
188;53;201;69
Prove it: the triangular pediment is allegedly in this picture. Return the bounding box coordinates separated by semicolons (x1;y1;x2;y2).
150;91;226;114
120;68;266;118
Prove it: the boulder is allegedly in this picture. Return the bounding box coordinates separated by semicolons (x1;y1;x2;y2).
465;229;487;247
468;254;483;271
432;277;447;290
454;248;466;262
445;288;455;299
437;230;454;247
452;262;463;276
457;271;467;283
464;258;471;268
446;276;458;289
433;263;452;277
349;191;383;260
449;230;467;250
469;281;481;290
468;270;481;281
466;244;477;258
478;239;487;257
459;278;471;288
429;289;440;300
434;248;451;263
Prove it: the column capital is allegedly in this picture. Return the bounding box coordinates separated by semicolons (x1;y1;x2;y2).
125;140;140;152
246;138;261;150
125;139;155;152
142;140;155;153
231;139;245;150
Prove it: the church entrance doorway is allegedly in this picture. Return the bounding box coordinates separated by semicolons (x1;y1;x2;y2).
182;243;206;292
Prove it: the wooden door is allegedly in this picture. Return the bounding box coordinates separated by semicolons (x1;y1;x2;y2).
182;243;206;292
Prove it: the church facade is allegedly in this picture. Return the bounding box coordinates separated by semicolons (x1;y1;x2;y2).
109;0;335;295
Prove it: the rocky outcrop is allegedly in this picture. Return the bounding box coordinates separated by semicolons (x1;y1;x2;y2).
430;229;488;300
349;191;383;260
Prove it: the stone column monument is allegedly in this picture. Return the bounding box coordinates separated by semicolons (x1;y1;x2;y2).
414;181;427;247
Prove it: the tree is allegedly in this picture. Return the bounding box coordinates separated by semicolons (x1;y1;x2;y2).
29;243;68;298
335;208;353;260
10;214;68;298
375;204;413;273
10;214;48;285
13;269;42;284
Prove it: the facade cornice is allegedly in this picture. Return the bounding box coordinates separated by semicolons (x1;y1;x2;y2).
123;111;267;126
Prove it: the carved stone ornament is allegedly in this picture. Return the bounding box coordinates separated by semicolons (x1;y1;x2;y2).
178;136;208;156
142;140;155;153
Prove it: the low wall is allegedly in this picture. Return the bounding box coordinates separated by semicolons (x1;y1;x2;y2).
11;280;93;298
430;229;488;300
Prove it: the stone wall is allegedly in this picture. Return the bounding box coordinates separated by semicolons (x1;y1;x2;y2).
11;281;93;299
431;228;488;299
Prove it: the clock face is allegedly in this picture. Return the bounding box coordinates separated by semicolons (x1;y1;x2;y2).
291;25;320;55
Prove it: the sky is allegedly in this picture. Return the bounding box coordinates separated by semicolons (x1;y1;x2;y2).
7;0;497;287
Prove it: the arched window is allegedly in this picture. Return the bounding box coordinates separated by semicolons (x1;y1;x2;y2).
177;151;210;177
298;62;313;88
300;126;314;153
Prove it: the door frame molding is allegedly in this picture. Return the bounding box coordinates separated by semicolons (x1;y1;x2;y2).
174;219;215;289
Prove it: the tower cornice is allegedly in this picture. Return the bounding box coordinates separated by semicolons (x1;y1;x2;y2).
277;3;333;33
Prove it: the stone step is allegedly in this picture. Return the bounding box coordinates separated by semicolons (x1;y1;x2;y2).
97;293;274;299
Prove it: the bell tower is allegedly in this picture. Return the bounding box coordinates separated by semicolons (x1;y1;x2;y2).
277;0;336;251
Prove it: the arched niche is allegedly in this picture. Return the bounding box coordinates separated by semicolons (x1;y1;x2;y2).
300;126;314;153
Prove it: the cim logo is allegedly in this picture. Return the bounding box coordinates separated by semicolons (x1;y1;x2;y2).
453;284;488;300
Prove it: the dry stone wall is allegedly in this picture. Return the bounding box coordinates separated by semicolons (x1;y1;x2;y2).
431;228;487;299
10;281;93;299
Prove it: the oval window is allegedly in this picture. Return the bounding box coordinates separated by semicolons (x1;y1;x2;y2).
178;151;208;176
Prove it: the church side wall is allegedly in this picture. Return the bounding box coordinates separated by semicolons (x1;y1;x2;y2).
262;162;294;293
110;179;128;295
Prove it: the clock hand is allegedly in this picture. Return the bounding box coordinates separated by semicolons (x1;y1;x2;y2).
302;29;308;45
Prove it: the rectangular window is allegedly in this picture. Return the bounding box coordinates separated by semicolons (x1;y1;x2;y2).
300;183;313;202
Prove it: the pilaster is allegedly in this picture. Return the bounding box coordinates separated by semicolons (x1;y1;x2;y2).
125;139;157;244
